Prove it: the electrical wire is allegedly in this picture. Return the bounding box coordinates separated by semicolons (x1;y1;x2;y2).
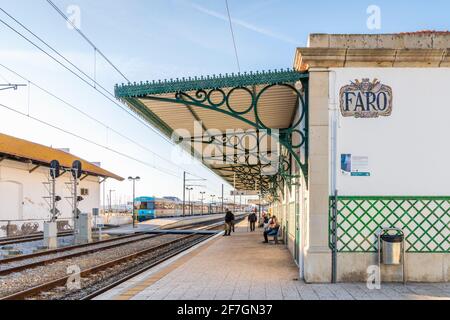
0;70;11;83
0;101;182;179
45;0;131;84
0;9;228;187
0;9;172;145
225;0;241;73
0;62;195;176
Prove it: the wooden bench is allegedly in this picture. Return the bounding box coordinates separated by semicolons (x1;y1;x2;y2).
268;227;282;244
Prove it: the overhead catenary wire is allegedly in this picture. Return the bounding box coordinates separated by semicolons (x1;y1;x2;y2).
225;0;241;73
0;101;181;179
45;0;131;84
0;70;11;83
0;8;228;187
0;9;172;145
0;62;195;176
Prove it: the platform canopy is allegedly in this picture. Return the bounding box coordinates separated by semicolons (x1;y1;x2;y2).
115;69;308;200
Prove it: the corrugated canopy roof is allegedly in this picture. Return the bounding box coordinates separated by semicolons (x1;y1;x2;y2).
0;133;124;181
115;69;308;194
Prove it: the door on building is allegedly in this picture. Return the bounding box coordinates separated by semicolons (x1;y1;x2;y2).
0;181;23;221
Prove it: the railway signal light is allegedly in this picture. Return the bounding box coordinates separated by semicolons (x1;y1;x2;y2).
72;160;82;179
50;160;61;179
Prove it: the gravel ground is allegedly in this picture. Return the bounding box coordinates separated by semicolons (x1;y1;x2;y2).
50;235;207;300
0;235;75;259
0;234;184;298
0;234;154;272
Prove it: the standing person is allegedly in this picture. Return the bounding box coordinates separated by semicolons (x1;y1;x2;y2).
248;211;257;232
224;210;233;236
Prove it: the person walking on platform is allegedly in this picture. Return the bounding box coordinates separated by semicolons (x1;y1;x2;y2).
248;211;257;232
224;210;234;236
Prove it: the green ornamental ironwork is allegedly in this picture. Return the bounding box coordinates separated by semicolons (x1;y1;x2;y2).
329;196;450;253
115;69;309;200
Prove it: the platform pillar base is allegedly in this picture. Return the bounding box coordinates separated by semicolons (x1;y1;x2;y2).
304;246;332;283
75;213;92;244
44;222;58;249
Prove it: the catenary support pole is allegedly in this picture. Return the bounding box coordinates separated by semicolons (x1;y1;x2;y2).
182;171;186;217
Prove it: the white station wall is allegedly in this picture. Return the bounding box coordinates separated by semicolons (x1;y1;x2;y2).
0;160;100;222
330;68;450;196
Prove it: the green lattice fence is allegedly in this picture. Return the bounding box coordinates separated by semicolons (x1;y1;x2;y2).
329;196;450;253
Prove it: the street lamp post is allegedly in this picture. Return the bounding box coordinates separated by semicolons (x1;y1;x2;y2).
200;191;206;215
128;177;141;229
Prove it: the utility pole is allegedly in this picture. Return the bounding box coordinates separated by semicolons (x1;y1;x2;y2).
182;171;186;217
210;194;216;214
128;177;140;228
102;178;107;214
233;173;236;207
221;184;224;214
109;189;115;213
200;191;206;215
183;172;206;216
240;193;243;213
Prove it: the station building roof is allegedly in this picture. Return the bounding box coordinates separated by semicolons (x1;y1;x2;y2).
0;133;124;181
114;69;308;195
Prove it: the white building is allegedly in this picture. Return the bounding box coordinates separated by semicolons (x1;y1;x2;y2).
281;31;450;283
0;133;123;237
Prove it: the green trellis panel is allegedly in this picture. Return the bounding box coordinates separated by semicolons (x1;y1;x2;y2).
329;196;450;253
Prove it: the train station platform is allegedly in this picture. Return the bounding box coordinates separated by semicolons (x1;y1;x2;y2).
104;213;230;235
96;220;450;300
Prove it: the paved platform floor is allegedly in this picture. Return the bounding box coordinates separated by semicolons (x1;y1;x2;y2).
97;221;450;300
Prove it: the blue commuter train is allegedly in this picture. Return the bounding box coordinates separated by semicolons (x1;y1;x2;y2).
134;196;218;222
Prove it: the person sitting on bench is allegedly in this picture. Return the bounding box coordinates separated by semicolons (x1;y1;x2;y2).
263;215;280;243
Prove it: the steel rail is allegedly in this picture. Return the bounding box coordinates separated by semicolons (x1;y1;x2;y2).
0;231;74;246
1;233;212;300
0;220;222;275
0;220;236;276
81;234;213;300
0;218;242;300
82;220;240;300
0;216;228;265
0;233;157;276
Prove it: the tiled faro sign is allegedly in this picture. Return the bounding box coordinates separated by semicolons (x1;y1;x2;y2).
339;79;393;118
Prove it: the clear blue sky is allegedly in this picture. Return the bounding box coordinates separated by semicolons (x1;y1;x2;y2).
0;0;449;205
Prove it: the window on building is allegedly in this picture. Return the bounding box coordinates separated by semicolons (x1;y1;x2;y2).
80;188;89;196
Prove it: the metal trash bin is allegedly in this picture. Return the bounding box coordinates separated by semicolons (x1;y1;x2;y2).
381;234;404;265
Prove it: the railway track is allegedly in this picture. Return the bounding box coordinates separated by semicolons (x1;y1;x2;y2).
0;231;74;246
0;219;230;300
0;219;222;275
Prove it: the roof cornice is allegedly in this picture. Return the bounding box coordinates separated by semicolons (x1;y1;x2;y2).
295;47;450;70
